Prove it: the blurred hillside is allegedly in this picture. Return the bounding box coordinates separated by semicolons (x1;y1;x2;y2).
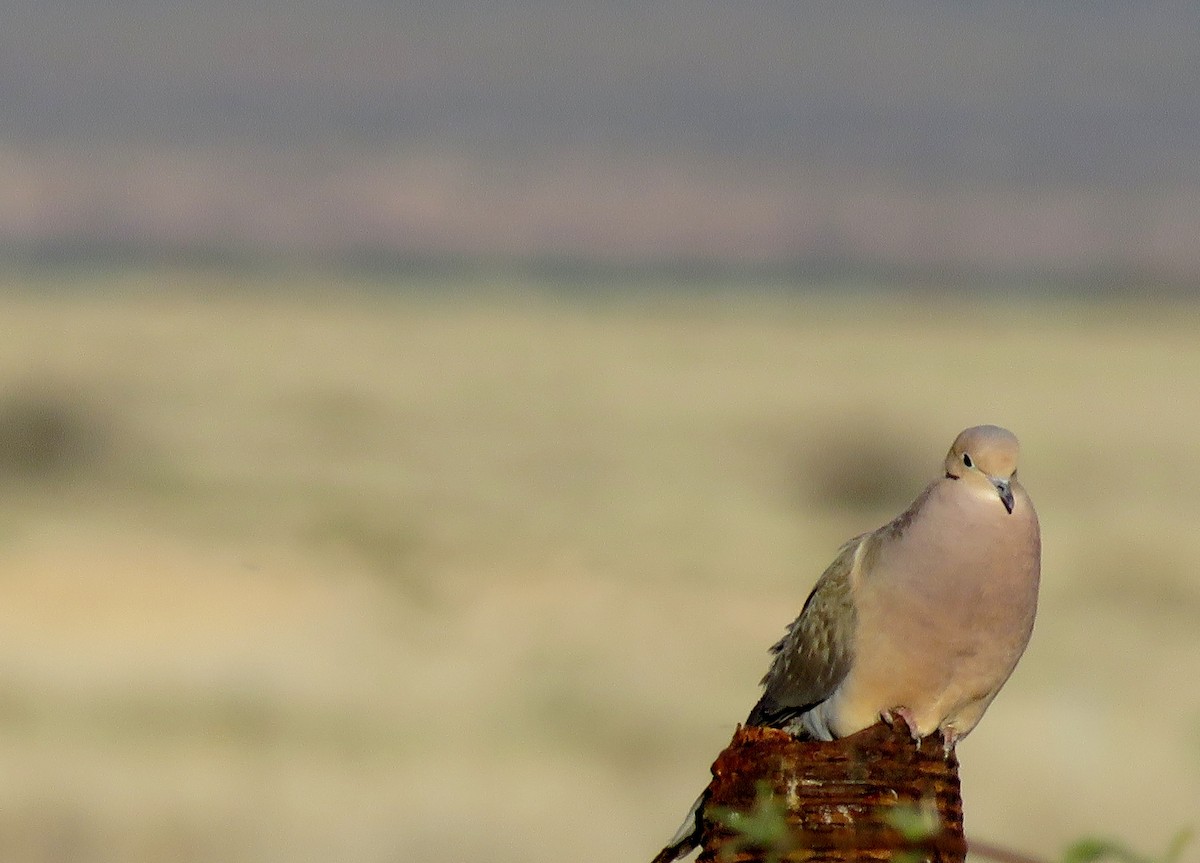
3;2;1200;283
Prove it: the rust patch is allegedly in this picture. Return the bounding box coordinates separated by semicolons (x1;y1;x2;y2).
697;721;967;863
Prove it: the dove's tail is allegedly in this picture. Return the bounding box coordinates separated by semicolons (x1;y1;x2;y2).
649;790;706;863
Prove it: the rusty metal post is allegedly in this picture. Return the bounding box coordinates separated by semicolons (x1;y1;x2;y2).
692;721;967;863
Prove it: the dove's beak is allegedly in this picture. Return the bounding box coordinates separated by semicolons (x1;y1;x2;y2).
992;478;1015;514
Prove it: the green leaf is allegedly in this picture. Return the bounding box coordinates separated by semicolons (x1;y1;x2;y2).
708;782;794;863
1060;829;1193;863
882;797;943;843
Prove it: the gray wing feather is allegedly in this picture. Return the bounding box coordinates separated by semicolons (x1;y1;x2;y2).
745;534;864;727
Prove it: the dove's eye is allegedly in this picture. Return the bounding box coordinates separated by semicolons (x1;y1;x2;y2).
961;453;974;469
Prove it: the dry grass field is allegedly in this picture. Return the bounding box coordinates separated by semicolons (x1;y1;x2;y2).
0;269;1195;863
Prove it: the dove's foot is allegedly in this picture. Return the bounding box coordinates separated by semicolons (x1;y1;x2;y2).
938;725;959;757
881;707;921;745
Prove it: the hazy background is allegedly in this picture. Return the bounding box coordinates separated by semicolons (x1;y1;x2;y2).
0;4;1198;863
5;0;1200;283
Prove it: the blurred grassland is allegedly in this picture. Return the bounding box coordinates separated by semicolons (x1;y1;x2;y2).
0;268;1196;863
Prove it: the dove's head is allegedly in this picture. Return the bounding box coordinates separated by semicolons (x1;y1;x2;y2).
944;425;1022;514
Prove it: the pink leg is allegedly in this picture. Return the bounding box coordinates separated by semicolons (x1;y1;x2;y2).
939;725;959;757
881;707;921;742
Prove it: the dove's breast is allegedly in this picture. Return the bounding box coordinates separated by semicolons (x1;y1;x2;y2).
814;479;1040;740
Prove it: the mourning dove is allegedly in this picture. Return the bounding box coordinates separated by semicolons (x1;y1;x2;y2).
651;425;1040;863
